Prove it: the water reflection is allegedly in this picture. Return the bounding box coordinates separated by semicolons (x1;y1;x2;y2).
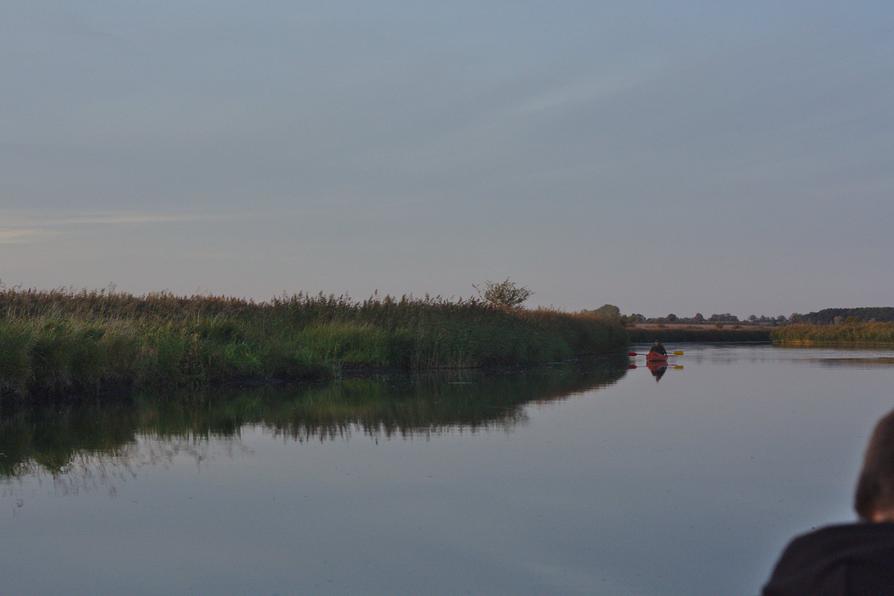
806;357;894;368
674;344;894;367
0;357;628;480
646;361;668;382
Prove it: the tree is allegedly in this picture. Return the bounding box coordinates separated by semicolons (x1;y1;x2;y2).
666;313;678;322
622;313;646;326
709;313;739;323
693;312;705;323
591;304;621;320
474;278;533;308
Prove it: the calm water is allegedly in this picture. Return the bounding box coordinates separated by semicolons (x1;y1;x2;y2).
3;345;894;595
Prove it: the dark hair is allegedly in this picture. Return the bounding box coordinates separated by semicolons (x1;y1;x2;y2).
854;409;894;520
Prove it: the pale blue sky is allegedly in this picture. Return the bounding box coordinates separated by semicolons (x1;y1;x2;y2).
1;1;892;316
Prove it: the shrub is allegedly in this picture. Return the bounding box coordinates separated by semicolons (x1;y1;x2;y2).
473;279;533;308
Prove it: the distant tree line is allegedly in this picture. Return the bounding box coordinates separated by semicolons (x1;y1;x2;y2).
788;307;894;325
616;311;788;326
584;303;894;328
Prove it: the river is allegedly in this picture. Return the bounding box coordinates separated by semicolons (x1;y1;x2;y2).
2;344;894;595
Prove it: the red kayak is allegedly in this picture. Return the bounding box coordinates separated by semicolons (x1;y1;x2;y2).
646;352;668;363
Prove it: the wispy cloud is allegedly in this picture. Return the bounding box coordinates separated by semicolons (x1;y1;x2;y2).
41;213;205;227
507;60;669;119
0;228;46;244
0;210;221;243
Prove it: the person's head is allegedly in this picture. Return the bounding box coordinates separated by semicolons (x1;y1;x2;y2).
854;409;894;522
653;339;660;345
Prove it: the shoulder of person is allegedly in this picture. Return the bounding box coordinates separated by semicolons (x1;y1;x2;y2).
766;522;894;593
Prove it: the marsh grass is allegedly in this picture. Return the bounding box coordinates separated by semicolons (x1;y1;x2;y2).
0;288;626;398
772;322;894;345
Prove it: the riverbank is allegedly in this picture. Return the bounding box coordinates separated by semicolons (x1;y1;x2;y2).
0;288;626;399
772;322;894;345
627;324;772;343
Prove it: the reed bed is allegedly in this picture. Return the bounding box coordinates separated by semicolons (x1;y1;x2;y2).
0;288;626;398
772;322;894;345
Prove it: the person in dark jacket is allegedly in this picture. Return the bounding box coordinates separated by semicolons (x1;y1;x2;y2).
763;408;894;595
649;340;667;356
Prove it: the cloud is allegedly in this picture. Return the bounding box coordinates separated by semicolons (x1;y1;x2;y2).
507;60;668;119
42;213;204;227
0;210;223;243
0;228;45;244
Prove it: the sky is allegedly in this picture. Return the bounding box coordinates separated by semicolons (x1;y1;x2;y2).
1;1;893;317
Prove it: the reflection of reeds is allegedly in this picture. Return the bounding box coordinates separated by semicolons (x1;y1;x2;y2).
0;288;627;398
0;360;628;479
773;323;894;345
807;357;894;367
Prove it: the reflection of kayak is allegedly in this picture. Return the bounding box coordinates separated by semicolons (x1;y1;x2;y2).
646;359;668;382
646;352;668;363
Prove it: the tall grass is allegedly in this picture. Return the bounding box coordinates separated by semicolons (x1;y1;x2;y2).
772;322;894;345
0;288;626;398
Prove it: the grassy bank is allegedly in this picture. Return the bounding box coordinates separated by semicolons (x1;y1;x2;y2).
0;288;626;398
772;322;894;345
627;325;772;343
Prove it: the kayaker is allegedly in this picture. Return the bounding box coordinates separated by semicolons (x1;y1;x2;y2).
763;408;894;594
649;340;667;356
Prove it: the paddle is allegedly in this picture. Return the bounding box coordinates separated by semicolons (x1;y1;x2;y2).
628;350;684;356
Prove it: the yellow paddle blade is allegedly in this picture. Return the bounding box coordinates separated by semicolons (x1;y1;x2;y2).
672;365;684;370
672;350;684;356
